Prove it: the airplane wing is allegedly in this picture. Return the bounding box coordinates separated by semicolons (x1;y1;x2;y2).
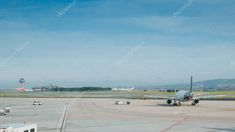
144;94;175;99
194;94;228;99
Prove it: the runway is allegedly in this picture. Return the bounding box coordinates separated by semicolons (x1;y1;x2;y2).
0;98;235;132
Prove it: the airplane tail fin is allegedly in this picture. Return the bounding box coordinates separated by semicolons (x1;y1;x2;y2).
132;86;135;89
190;76;193;93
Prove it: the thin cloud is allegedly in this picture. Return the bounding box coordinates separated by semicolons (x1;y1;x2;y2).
0;42;29;67
115;44;143;66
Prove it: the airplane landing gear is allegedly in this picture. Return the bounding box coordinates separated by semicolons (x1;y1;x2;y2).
178;101;181;106
173;100;177;106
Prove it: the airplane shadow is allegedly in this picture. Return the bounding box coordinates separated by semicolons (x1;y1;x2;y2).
143;104;174;107
203;127;235;132
157;104;177;107
158;103;196;107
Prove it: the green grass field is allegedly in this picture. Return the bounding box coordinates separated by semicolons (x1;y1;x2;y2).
0;90;235;99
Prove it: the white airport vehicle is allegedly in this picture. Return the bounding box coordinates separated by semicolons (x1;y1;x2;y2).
0;123;37;132
33;101;42;105
3;107;10;113
115;100;131;105
0;109;7;116
0;107;10;116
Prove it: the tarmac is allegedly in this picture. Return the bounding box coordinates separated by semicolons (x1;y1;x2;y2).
0;98;235;132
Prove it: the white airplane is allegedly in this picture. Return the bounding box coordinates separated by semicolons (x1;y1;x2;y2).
112;86;135;91
145;76;227;106
166;76;199;106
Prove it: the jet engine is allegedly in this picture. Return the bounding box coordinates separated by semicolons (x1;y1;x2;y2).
167;99;172;104
194;99;199;104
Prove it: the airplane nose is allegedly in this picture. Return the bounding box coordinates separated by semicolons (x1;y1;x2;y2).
184;93;193;100
190;93;193;97
184;95;190;100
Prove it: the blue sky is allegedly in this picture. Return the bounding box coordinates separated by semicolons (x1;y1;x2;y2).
0;0;235;88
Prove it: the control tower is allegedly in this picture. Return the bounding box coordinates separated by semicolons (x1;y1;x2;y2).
19;78;26;88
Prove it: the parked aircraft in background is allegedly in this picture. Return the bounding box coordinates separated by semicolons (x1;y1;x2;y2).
16;88;33;92
112;86;135;91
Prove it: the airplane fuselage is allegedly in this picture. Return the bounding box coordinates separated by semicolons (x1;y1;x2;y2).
176;90;193;102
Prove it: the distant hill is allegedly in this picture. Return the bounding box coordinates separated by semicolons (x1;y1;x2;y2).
194;79;235;91
139;79;235;91
1;79;235;92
